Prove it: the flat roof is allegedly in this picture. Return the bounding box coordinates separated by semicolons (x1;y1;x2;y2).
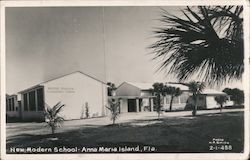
201;89;227;95
120;82;189;91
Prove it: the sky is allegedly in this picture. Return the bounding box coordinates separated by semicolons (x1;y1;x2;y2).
5;6;243;94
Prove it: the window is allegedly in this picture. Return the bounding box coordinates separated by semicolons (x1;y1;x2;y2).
160;97;164;106
24;93;28;111
11;98;15;111
165;96;170;104
8;99;12;111
173;97;179;104
6;99;8;111
29;91;36;111
37;88;44;111
23;87;44;112
180;95;189;103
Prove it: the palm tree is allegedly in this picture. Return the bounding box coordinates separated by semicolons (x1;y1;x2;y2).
151;6;243;85
187;81;205;116
151;83;165;119
106;99;120;125
214;95;228;112
107;82;117;96
164;86;182;111
44;102;65;134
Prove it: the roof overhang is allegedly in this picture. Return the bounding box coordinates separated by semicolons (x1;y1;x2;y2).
108;95;156;99
18;85;44;94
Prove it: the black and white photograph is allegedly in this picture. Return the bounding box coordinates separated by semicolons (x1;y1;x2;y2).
0;0;249;160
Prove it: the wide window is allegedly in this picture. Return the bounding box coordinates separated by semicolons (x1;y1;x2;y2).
37;88;44;111
29;91;36;111
23;87;44;112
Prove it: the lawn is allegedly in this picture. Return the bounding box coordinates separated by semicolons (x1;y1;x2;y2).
6;111;244;153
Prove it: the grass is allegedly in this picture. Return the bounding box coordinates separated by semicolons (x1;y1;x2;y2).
6;111;244;153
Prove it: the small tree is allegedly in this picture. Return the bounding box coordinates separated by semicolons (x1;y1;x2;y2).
106;99;120;125
80;103;85;119
151;83;165;119
165;86;182;111
44;102;65;134
85;102;90;118
215;95;228;112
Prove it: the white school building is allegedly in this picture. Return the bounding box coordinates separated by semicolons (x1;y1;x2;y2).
112;82;233;113
6;75;234;121
14;71;107;121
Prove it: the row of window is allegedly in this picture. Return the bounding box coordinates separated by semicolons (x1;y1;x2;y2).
6;97;15;111
23;88;44;111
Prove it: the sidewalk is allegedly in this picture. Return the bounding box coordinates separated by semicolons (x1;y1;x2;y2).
6;108;244;138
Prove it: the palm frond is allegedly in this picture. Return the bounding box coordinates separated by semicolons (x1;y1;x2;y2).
151;6;243;85
44;102;65;134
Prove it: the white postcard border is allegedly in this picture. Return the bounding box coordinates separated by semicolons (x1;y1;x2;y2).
1;1;249;160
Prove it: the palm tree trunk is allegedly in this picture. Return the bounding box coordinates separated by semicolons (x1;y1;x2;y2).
169;96;174;111
158;94;161;111
52;127;55;134
157;94;161;119
220;104;223;112
192;96;198;116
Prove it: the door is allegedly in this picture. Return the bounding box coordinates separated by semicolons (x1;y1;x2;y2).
128;99;136;112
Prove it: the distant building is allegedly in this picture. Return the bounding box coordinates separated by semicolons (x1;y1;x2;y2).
16;71;107;121
113;82;191;113
186;89;233;109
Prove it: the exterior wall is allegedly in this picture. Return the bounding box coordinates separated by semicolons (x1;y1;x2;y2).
186;95;207;109
206;96;220;109
225;100;234;106
141;91;151;96
44;72;106;120
120;99;128;113
206;95;234;109
187;94;233;109
21;111;45;121
116;82;141;96
102;84;108;116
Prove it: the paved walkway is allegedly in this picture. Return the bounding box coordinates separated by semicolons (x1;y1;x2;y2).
6;108;244;138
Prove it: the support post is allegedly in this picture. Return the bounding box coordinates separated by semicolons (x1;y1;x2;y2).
119;99;122;113
150;98;154;112
136;99;139;112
